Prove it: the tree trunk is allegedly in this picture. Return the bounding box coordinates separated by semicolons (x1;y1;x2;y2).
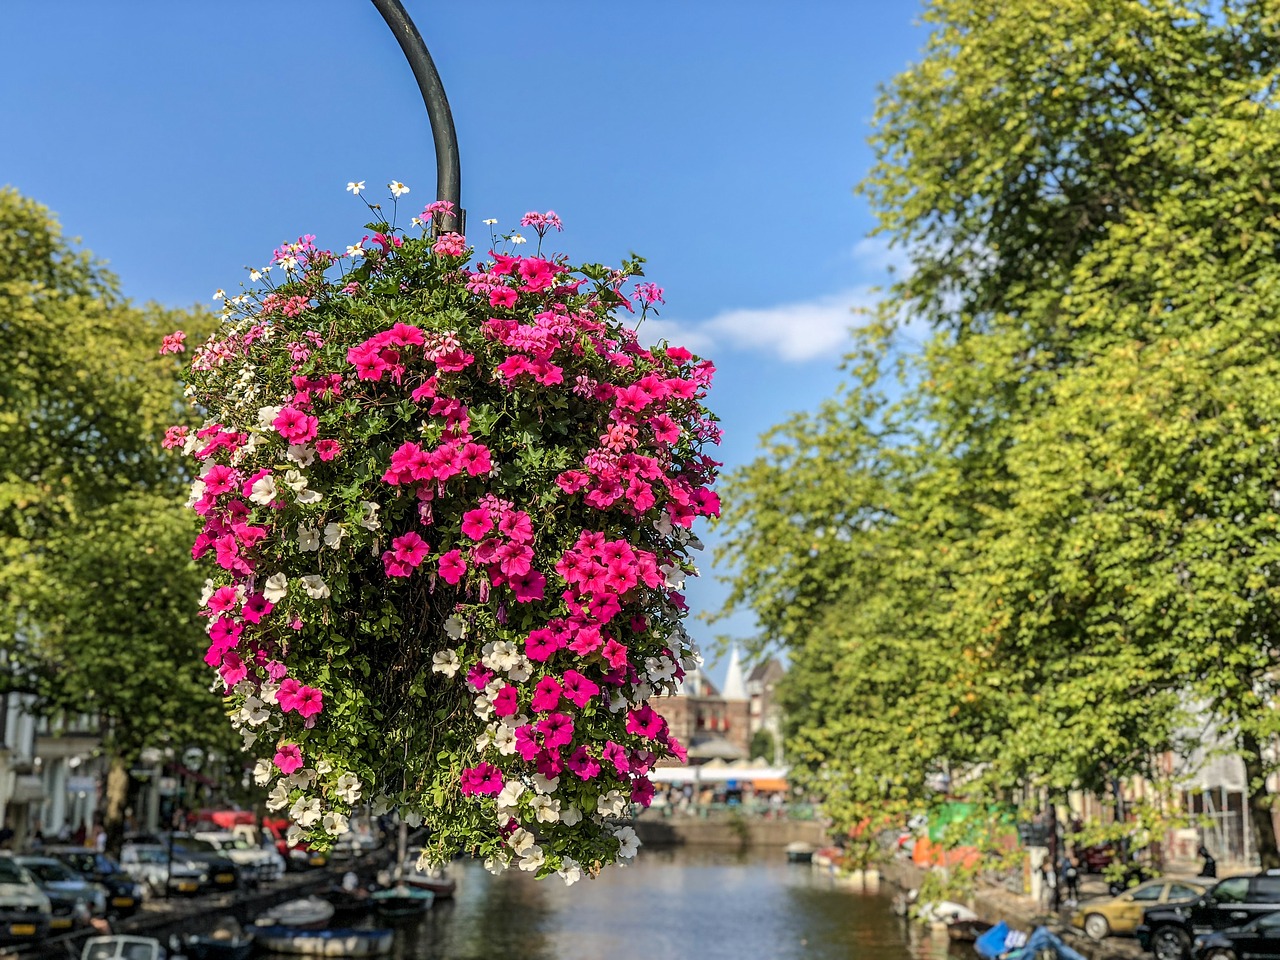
1240;731;1280;869
104;755;131;860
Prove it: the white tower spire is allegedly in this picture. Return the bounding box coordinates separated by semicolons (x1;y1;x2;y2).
721;646;747;701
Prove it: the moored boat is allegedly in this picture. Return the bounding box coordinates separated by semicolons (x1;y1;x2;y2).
82;937;166;960
370;885;433;919
400;850;457;899
252;927;394;958
785;841;815;863
253;896;335;931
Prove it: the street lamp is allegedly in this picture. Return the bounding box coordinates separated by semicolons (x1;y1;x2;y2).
369;0;464;234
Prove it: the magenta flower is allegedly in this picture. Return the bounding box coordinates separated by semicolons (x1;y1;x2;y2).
508;570;546;603
207;586;240;614
438;549;467;585
467;663;495;691
538;713;574;750
241;593;274;624
315;439;342;461
493;684;519;718
631;776;656;806
514;725;541;761
461;508;493;540
273;744;303;775
459;763;504;797
391;532;430;568
272;406;319;444
530;675;562;713
295;685;324;718
158;330;187;354
567;745;601;780
432;232;467;258
626;705;665;741
525;627;564;663
276;677;302;712
602;741;630;776
561;669;600;708
383;550;413;578
602;638;629;669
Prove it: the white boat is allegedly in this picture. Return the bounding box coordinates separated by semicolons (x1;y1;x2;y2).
253;896;335;930
253;927;394;957
401;849;457;899
82;936;166;960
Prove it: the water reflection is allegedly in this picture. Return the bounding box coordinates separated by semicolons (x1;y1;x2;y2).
385;846;971;960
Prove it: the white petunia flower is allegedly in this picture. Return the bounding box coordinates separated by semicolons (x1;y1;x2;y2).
263;573;289;603
443;616;465;640
346;180;365;195
493;724;516;756
558;857;582;885
287;444;315;467
257;405;283;428
359;501;381;530
241;729;259;751
301;575;330;599
334;773;362;804
253;759;274;786
297;525;321;552
559;804;582;827
507;828;535;855
659;563;685;590
496;780;526;815
248;474;278;506
475;730;493;752
597;790;626;818
431;649;460;677
282;469;308;492
370;795;391;817
507;655;532;683
322;811;350;836
531;795;560;823
614;825;641;859
483;854;509;875
296;487;322;505
237;696;269;727
323;522;346;549
388;181;409;198
286;825;303;845
532;773;559;795
518;845;544;872
266;781;290;811
199;579;216;606
290;797;322;828
288;768;316;789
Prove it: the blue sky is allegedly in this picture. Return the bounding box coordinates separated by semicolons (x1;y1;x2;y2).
2;1;926;684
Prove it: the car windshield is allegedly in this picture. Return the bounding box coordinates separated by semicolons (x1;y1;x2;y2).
0;859;28;884
127;848;168;864
23;861;77;882
173;838;219;854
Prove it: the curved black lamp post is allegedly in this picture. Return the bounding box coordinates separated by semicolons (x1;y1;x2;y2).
370;0;464;235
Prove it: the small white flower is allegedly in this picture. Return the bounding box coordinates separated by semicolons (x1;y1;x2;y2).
559;804;582;827
388;181;410;198
182;432;200;456
296;487;323;505
257;405;283;428
359;501;381;530
531;795;560;823
345;243;364;259
277;255;299;271
263;573;289;603
334;773;362;804
443;616;465;640
253;759;275;786
597;790;626;818
287;444;315;467
510;233;526;244
297;525;321;552
283;469;308;492
371;795;391;817
199;579;216;606
653;513;674;537
249;269;262;282
483;854;509;876
290;797;322;827
493;724;517;756
410;217;423;227
286;825;303;845
316;758;333;776
532;773;559;795
288;768;316;789
614;825;641;859
482;218;498;225
558;857;582;885
213;289;226;301
301;575;330;599
346;180;366;195
323;522;346;549
266;781;290;812
322;811;350;836
508;828;536;855
518;845;545;872
431;649;461;677
496;780;526;815
249;474;278;505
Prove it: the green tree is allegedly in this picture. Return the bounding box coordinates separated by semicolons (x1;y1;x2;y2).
718;0;1280;863
0;187;229;853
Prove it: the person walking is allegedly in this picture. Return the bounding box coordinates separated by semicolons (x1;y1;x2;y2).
1198;845;1217;879
1061;853;1081;906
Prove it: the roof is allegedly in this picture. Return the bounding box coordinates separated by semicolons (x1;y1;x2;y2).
721;647;747;701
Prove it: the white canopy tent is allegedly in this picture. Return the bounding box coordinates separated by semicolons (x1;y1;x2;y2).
647;765;788;784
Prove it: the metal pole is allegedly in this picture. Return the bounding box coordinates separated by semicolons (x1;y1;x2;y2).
369;0;464;235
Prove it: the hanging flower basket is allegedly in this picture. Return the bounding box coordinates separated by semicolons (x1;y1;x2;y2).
165;188;719;881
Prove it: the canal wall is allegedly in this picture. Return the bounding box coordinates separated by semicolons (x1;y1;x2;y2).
633;814;827;848
878;859;1143;960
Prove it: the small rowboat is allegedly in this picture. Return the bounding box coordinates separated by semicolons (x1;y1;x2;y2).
371;885;433;919
401;851;458;899
253;896;335;931
252;927;394;958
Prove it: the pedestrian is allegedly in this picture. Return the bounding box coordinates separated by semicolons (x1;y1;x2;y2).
1061;853;1080;906
1198;845;1217;879
1037;856;1057;912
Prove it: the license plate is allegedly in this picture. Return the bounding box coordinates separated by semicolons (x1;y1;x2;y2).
215;873;234;883
112;896;135;907
9;924;36;937
50;918;73;930
176;881;199;892
310;856;326;866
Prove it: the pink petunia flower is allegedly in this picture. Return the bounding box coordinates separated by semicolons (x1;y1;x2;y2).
566;745;601;780
561;669;600;708
295;686;324;718
315;439;342;461
273;744;303;775
492;684;519;718
272;407;319;444
158;331;187;354
537;712;574;750
437;549;467;585
530;675;562;713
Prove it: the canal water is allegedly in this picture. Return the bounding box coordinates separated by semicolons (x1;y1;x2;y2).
386;847;963;960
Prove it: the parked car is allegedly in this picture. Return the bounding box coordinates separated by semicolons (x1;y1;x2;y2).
119;843;208;897
262;818;328;871
191;831;285;883
14;856;105;932
44;849;144;918
164;837;240;893
1138;874;1280;960
0;855;51;945
1193;911;1280;960
1074;877;1211;940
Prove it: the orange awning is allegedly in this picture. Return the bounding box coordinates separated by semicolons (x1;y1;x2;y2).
752;778;788;791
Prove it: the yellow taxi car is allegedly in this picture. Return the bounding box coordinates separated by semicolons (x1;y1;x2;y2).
1074;876;1211;940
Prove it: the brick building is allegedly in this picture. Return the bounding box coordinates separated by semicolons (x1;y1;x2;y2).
654;648;752;763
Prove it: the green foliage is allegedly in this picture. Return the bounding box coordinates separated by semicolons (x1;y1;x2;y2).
0;186;230;764
716;0;1280;861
